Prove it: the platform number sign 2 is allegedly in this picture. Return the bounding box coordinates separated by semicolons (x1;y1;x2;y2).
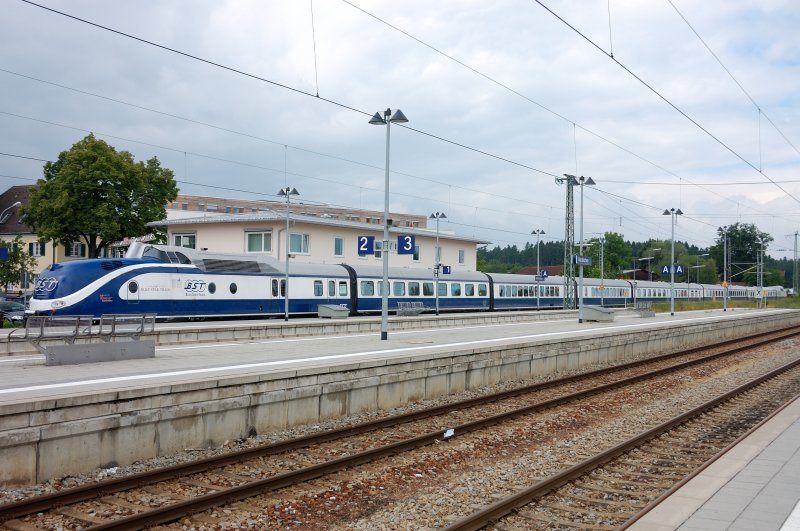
397;235;415;255
357;236;375;256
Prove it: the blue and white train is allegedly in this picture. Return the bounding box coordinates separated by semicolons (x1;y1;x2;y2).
26;243;786;320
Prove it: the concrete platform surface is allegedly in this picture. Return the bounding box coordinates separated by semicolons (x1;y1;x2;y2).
0;308;789;405
629;394;800;531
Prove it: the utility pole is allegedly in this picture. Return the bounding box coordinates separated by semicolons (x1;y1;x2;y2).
555;175;577;309
795;231;798;296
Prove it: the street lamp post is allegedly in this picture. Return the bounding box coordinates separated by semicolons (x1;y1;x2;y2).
430;212;446;315
663;208;683;315
0;201;21;224
277;187;299;322
718;226;728;311
597;236;605;306
577;176;596;323
532;229;545;309
370;108;409;341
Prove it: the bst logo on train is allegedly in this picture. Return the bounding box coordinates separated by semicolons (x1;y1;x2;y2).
184;279;207;293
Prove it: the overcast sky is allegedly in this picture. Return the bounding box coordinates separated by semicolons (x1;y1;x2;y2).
2;0;799;258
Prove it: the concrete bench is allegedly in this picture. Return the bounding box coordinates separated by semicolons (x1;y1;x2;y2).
583;305;614;322
633;300;655;318
317;304;350;319
397;301;427;316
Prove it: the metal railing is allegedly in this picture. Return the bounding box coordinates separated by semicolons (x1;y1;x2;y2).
7;314;156;351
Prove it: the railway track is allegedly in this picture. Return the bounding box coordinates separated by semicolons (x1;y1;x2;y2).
444;360;800;530
1;326;799;529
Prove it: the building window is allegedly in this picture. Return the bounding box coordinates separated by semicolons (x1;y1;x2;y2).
334;237;344;257
173;233;196;249
458;249;465;265
28;241;44;257
374;240;383;259
413;244;420;261
181;202;188;210
289;233;310;254
65;241;86;257
246;231;272;253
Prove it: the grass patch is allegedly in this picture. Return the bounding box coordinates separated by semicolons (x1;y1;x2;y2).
651;297;800;313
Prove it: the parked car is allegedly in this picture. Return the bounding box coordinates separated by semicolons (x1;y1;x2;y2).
0;300;25;326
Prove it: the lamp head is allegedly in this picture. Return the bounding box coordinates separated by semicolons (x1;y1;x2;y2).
368;112;386;125
389;109;408;123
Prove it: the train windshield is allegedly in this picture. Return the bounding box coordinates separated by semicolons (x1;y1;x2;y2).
141;245;192;265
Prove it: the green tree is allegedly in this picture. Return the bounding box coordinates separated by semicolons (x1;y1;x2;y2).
709;223;772;286
585;232;632;279
0;236;38;294
21;134;178;258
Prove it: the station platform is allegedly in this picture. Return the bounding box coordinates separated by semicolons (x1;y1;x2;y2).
629;394;800;531
0;308;798;486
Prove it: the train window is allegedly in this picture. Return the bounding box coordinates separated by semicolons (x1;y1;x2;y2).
230;283;238;294
208;282;216;294
379;281;388;296
478;284;487;296
393;282;405;296
438;283;447;296
523;286;529;297
499;285;505;297
423;282;434;296
314;280;323;296
142;246;170;263
338;281;347;296
280;279;286;297
465;284;475;296
409;282;420;296
451;283;461;296
174;252;191;264
272;279;278;297
128;281;138;294
361;281;375;296
328;280;335;297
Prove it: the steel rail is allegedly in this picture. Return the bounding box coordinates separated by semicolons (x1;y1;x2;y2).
1;326;797;525
442;357;800;531
618;389;800;529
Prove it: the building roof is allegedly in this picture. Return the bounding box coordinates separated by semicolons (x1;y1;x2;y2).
0;185;34;236
149;211;491;245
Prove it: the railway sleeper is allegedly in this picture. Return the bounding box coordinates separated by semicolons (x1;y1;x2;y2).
3;520;44;531
516;509;617;530
588;472;673;489
572;480;651;498
539;501;628;522
561;491;647;508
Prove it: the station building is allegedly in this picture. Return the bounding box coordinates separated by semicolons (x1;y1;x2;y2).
0;187;488;293
152;194;487;272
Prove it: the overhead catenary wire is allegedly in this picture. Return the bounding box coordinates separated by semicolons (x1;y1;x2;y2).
532;0;800;206
9;0;796;250
340;0;781;220
665;0;800;158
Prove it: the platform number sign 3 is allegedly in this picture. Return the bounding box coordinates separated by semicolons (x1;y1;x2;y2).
357;236;375;256
397;235;415;255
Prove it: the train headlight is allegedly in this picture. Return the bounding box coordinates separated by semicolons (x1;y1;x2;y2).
51;301;66;309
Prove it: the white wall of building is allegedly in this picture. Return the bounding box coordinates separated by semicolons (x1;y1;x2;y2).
165;218;479;271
